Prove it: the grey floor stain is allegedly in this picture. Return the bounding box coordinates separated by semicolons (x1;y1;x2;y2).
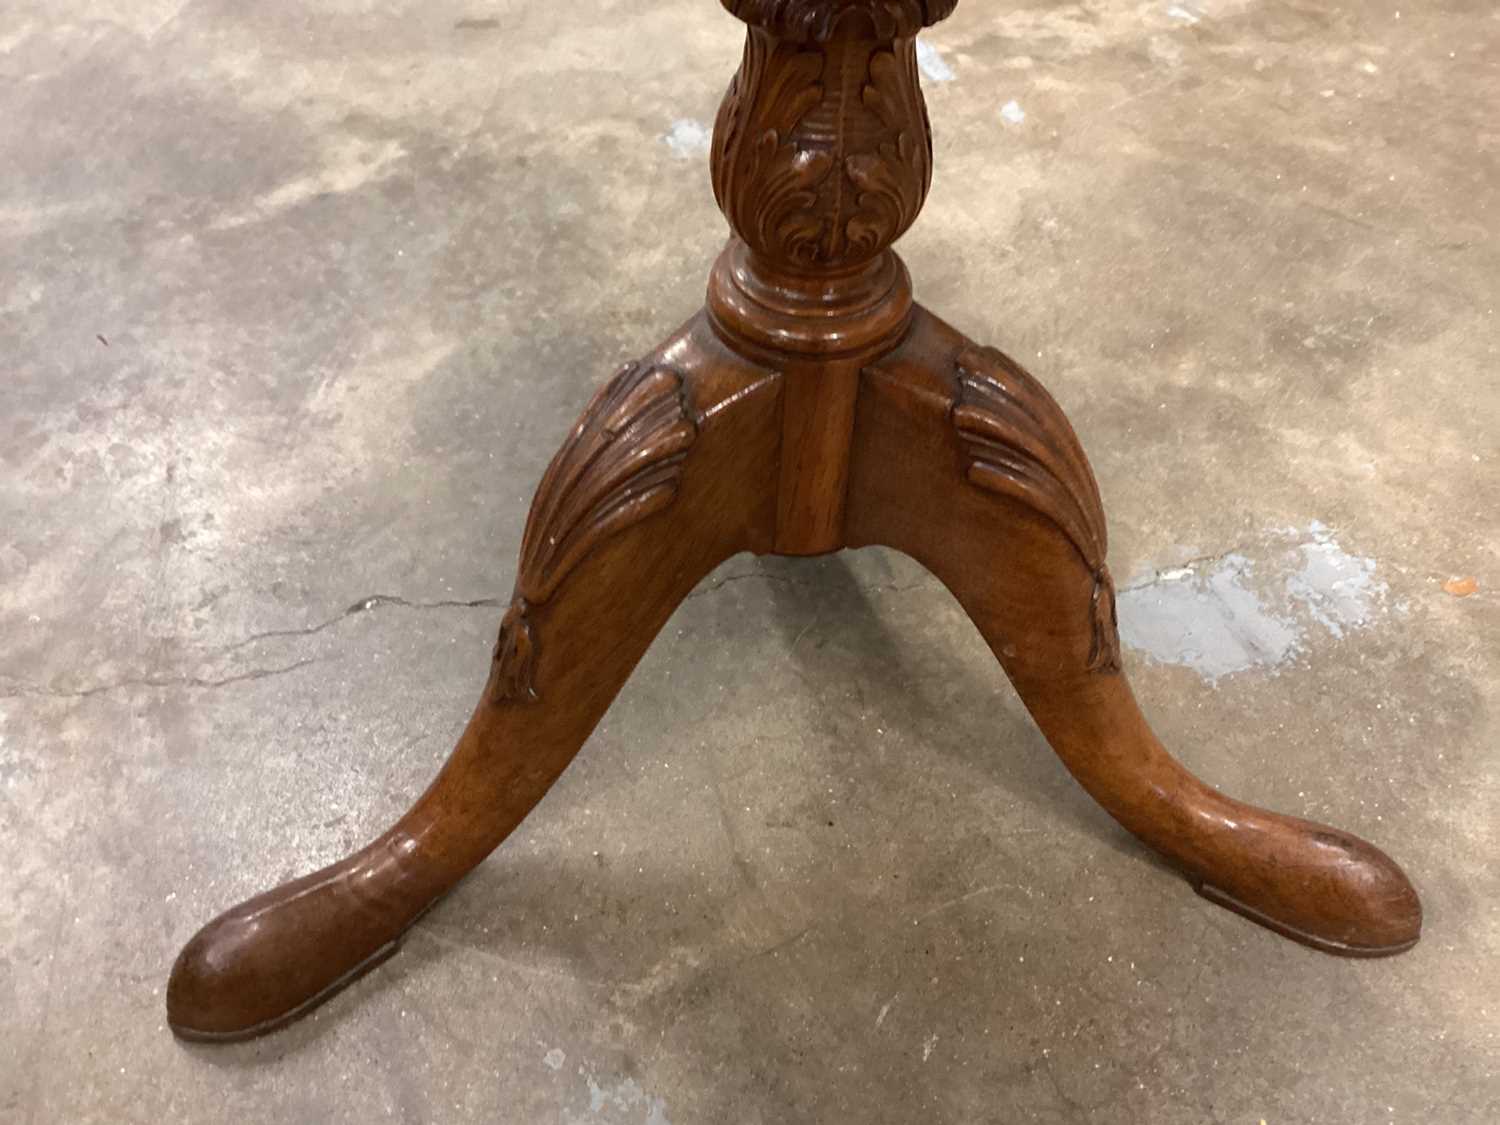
1118;523;1390;683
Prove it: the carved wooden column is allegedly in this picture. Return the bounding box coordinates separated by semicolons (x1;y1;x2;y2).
166;0;1421;1043
708;0;948;553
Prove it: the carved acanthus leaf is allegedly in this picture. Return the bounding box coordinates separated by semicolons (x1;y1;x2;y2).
952;346;1121;673
845;47;931;259
714;34;832;266
489;362;697;703
713;30;931;270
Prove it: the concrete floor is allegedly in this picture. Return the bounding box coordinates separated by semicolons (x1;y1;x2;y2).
2;1;1496;1122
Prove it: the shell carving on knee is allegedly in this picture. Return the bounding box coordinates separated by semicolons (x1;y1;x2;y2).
489;362;699;704
950;345;1121;673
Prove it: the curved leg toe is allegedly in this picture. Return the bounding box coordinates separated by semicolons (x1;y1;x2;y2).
1190;813;1421;956
168;838;417;1040
1023;673;1422;956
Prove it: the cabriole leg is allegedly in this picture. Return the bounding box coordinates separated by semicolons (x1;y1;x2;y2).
844;309;1422;956
166;318;782;1040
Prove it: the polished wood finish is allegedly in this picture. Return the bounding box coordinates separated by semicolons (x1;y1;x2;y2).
168;0;1420;1042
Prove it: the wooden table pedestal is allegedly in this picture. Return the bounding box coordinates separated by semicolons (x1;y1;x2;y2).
167;0;1420;1041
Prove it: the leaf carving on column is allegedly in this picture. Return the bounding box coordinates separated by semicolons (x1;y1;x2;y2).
951;346;1122;674
489;363;698;703
751;126;837;264
715;32;834;266
711;34;753;212
845;46;931;259
713;30;933;271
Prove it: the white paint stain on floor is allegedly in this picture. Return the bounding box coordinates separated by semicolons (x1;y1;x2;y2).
1118;523;1391;683
561;1068;672;1125
663;119;712;159
1119;553;1298;683
1000;99;1026;125
1285;522;1387;638
916;39;956;82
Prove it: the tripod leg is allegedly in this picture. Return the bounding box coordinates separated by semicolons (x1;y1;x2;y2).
167;316;782;1040
845;308;1421;956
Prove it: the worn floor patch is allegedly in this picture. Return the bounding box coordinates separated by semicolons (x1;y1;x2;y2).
1118;522;1391;683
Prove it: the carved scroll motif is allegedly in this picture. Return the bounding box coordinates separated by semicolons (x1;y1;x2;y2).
951;347;1122;673
712;23;934;271
721;0;959;42
489;363;698;703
